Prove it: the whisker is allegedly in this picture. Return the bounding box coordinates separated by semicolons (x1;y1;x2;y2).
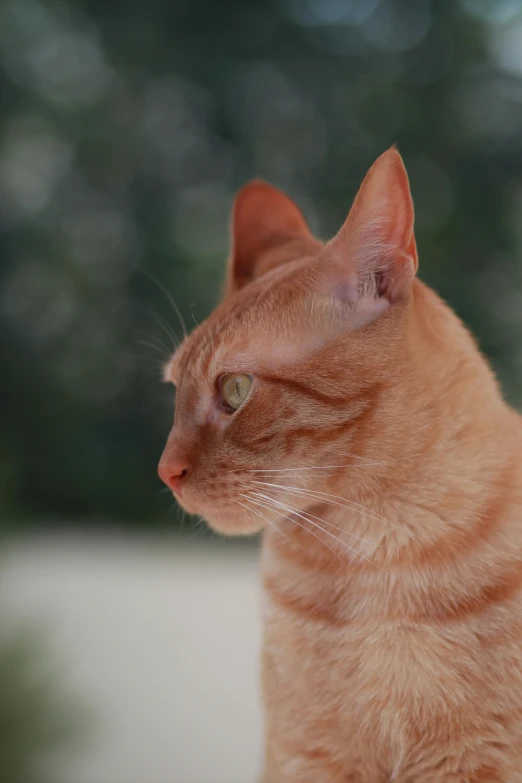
241;450;414;475
137;266;187;337
133;324;171;345
244;465;353;473
130;349;169;373
250;492;390;574
136;338;171;357
250;490;377;564
338;450;414;467
236;500;295;547
242;494;343;563
250;491;381;568
251;481;402;533
187;515;208;541
153;312;180;349
190;304;213;354
208;319;215;353
133;324;173;352
247;487;380;546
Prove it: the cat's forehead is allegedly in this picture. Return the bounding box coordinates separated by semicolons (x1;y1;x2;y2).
163;313;249;386
163;264;339;386
164;328;269;386
163;305;322;387
163;282;280;383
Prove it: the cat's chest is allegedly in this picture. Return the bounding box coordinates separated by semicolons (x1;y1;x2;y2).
262;572;478;723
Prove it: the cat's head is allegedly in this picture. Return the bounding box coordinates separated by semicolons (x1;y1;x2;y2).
158;148;418;534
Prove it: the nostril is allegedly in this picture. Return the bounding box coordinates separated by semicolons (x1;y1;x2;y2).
158;459;191;493
172;466;189;483
168;466;189;495
168;467;188;491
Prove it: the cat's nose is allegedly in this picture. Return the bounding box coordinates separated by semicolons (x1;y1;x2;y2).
158;458;191;496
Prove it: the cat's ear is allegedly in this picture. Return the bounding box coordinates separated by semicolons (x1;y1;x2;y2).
226;180;313;295
325;147;418;322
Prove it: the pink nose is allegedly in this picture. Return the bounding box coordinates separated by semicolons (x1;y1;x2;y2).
158;459;191;495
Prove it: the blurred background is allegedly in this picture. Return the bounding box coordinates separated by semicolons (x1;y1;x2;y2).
1;0;522;781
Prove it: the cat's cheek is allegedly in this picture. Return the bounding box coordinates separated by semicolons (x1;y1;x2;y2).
206;406;230;431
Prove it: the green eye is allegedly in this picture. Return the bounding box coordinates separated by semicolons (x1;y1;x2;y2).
220;373;253;411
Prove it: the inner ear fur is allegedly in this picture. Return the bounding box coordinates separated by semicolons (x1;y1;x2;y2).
325;146;418;311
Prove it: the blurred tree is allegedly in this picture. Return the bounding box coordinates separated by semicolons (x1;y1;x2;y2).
1;0;522;525
0;614;89;782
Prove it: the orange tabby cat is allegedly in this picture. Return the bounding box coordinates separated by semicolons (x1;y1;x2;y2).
159;148;522;782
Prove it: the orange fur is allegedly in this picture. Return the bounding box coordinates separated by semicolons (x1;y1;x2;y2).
159;148;522;781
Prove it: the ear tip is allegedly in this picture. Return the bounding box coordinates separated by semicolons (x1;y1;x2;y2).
239;177;271;191
234;178;279;202
232;179;282;218
232;179;310;231
379;144;407;171
368;147;410;196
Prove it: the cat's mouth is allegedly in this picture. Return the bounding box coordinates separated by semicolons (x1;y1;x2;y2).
169;473;328;538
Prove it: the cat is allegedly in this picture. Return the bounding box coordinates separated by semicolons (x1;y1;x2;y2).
158;147;522;782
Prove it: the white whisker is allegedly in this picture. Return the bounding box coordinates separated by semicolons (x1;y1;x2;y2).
153;313;180;349
240;451;414;477
244;464;352;473
242;494;343;563
190;305;212;354
338;450;415;467
138;267;187;337
251;481;402;533
136;340;170;357
208;321;215;352
236;500;294;547
247;492;389;573
247;487;379;546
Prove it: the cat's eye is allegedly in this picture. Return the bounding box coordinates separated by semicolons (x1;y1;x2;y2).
220;373;253;411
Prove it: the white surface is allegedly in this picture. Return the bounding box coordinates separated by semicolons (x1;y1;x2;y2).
3;534;263;783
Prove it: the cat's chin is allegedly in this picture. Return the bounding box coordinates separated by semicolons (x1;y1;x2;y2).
203;511;263;537
175;495;263;535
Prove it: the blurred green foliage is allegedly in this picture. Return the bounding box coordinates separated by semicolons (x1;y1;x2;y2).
0;615;89;783
1;0;522;525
